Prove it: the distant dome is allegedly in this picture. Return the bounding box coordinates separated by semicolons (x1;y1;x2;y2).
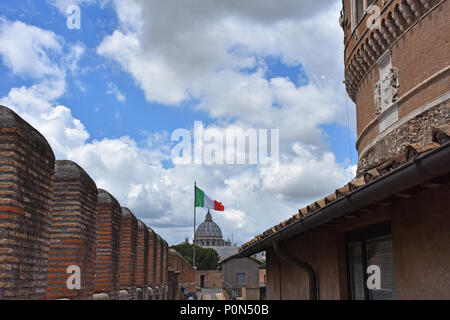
194;210;227;247
195;211;222;239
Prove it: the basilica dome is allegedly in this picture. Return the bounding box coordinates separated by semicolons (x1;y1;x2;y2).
194;210;225;247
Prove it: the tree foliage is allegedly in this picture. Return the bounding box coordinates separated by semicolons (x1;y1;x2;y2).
171;243;220;270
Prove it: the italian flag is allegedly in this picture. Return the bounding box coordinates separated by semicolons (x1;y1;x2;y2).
195;186;225;211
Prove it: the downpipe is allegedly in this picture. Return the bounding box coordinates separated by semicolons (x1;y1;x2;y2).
272;240;318;300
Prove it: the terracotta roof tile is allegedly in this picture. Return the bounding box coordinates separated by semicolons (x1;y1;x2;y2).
432;124;450;145
363;168;380;184
299;207;308;217
315;198;326;209
335;184;351;198
325;193;337;204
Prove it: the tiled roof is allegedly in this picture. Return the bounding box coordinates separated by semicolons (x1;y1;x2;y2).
239;124;450;253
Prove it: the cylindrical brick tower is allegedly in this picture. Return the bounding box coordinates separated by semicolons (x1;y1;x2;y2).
341;0;449;175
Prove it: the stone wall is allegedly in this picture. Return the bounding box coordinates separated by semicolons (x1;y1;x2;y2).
357;101;449;175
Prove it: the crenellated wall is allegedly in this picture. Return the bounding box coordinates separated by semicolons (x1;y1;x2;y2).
168;248;197;300
155;234;162;299
162;239;169;299
118;207;138;300
136;220;149;300
47;160;98;300
0;105;194;300
94;189;122;300
147;227;158;299
0;106;55;300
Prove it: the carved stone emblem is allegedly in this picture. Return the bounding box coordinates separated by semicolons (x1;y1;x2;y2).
375;62;399;115
389;67;400;103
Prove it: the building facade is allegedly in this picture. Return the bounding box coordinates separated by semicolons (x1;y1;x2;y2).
219;256;263;300
236;0;449;300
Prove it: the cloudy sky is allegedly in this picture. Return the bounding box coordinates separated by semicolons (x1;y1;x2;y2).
0;0;356;246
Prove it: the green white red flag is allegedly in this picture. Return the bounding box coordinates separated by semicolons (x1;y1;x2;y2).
195;186;225;211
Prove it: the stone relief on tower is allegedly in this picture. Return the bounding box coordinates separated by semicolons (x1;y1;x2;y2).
374;55;399;116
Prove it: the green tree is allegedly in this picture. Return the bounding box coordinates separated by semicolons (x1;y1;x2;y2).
171;243;220;270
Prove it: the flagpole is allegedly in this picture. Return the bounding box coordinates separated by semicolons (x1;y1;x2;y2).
193;181;196;269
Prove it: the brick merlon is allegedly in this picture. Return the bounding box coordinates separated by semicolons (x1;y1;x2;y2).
138;219;146;231
0;105;54;158
98;188;120;205
54;160;97;190
121;207;134;218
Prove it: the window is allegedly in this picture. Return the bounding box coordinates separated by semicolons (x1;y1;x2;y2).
356;0;365;23
236;273;246;285
351;0;377;30
346;222;397;300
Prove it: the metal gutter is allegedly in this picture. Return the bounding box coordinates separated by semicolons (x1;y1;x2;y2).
237;142;450;258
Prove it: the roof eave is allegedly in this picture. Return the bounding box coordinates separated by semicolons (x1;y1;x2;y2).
237;142;450;258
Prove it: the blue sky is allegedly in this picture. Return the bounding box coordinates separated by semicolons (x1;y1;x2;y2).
0;0;356;245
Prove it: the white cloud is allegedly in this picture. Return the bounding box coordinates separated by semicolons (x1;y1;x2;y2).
107;82;126;102
97;0;350;149
0;1;357;246
0;18;88;158
0;18;63;79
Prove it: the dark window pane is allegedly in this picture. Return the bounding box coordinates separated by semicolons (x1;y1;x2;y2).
356;0;365;22
348;241;365;300
366;235;397;300
236;273;246;285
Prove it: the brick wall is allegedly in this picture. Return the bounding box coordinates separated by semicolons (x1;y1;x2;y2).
0;106;55;300
341;0;449;172
168;269;181;300
168;249;198;299
155;234;162;299
196;270;222;289
47;160;98;300
162;239;169;299
147;228;157;288
168;249;179;271
118;207;138;300
0;105;196;300
136;220;149;299
94;189;121;299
